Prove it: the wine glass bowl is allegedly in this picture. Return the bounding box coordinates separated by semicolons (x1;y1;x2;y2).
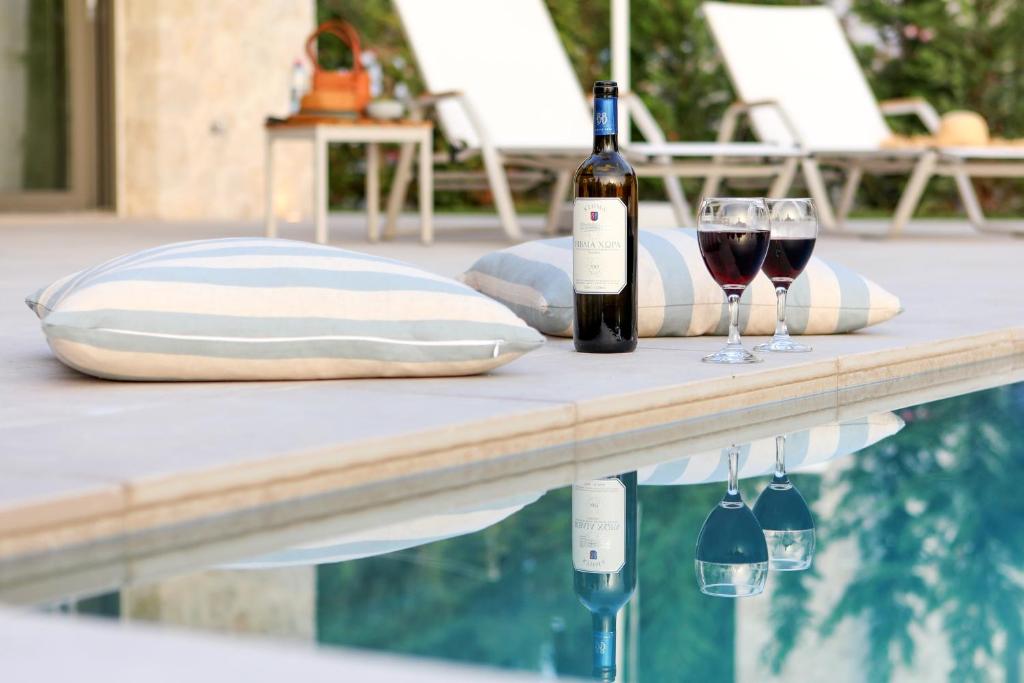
752;436;816;571
697;198;771;364
694;446;769;597
754;198;818;354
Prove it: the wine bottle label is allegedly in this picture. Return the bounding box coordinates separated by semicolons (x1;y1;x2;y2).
572;478;626;573
572;198;627;295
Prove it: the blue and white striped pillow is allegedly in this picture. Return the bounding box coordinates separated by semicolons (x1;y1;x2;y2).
461;229;902;337
26;238;544;381
638;412;905;486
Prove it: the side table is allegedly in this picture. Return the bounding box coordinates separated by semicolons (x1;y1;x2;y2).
264;117;434;244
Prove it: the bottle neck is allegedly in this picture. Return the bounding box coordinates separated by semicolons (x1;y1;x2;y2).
592;613;617;681
593;96;619;153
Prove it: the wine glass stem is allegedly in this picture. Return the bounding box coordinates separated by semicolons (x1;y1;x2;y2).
775;435;787;477
774;286;790;339
726;293;742;347
727;446;739;495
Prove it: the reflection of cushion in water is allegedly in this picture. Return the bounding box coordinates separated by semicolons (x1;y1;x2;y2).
26;238;544;381
462;230;902;337
222;491;544;568
637;412;905;486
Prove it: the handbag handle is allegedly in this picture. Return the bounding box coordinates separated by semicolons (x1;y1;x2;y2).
305;20;364;75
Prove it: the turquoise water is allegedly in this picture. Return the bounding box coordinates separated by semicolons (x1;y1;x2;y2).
58;381;1024;681
313;382;1024;682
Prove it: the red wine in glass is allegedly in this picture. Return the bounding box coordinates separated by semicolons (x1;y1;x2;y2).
698;229;771;292
761;237;816;287
755;198;819;354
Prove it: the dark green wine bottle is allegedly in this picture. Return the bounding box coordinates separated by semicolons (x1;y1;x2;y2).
572;471;638;682
572;81;639;353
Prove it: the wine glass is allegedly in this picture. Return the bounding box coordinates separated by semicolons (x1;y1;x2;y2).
697;198;771;364
694;445;769;597
752;435;816;571
754;198;818;353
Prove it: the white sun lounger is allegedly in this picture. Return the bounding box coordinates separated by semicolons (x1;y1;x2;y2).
389;0;803;240
703;1;1024;236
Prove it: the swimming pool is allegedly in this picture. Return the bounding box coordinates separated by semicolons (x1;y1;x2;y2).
38;379;1024;682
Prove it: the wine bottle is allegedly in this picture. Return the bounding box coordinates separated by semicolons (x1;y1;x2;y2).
572;80;639;353
572;472;638;682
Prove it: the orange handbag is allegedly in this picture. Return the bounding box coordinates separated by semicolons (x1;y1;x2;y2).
300;20;372;114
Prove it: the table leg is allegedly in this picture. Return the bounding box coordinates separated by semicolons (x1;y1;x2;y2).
314;129;328;244
366;142;380;242
264;134;276;238
418;133;433;245
385;142;415;240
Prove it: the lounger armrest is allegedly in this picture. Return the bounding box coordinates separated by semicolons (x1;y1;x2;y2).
621;92;670;145
719;99;803;147
405;90;497;158
879;97;941;134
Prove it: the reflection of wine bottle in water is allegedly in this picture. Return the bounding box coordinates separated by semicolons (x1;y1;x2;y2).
572;472;638;682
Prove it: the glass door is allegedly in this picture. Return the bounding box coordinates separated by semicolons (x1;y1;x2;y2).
0;0;107;210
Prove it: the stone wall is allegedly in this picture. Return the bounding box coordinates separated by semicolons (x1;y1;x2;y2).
117;0;314;220
123;567;316;640
0;0;30;191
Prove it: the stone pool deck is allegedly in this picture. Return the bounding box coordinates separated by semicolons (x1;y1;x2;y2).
0;209;1021;601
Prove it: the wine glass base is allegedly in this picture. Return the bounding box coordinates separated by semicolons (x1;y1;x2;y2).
769;557;813;571
702;346;763;364
695;560;768;597
753;337;812;353
763;529;815;571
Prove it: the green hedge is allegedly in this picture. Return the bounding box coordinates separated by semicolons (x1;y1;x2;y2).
316;0;1024;217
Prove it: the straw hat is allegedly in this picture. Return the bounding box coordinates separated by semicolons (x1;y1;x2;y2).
936;110;989;146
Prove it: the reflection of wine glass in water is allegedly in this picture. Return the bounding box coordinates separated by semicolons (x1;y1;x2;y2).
694;446;769;597
752;435;816;571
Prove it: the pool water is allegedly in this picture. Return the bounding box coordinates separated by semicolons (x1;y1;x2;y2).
53;382;1024;682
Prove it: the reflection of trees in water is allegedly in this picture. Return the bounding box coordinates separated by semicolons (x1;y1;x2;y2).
760;476;821;674
317;483;734;681
770;384;1024;682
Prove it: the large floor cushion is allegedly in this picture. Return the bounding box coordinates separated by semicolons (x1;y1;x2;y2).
461;229;902;337
26;238;544;381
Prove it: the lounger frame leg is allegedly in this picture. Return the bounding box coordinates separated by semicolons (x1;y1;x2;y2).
948;161;1024;236
836;165;863;225
545;170;572;235
890;151;937;236
699;173;722;203
663;174;693;227
952;169;987;229
767;158;798;199
800;158;837;232
481;148;522;241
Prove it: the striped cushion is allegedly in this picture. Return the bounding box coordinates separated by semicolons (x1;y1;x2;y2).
638;411;905;486
26;238;545;381
461;229;902;337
